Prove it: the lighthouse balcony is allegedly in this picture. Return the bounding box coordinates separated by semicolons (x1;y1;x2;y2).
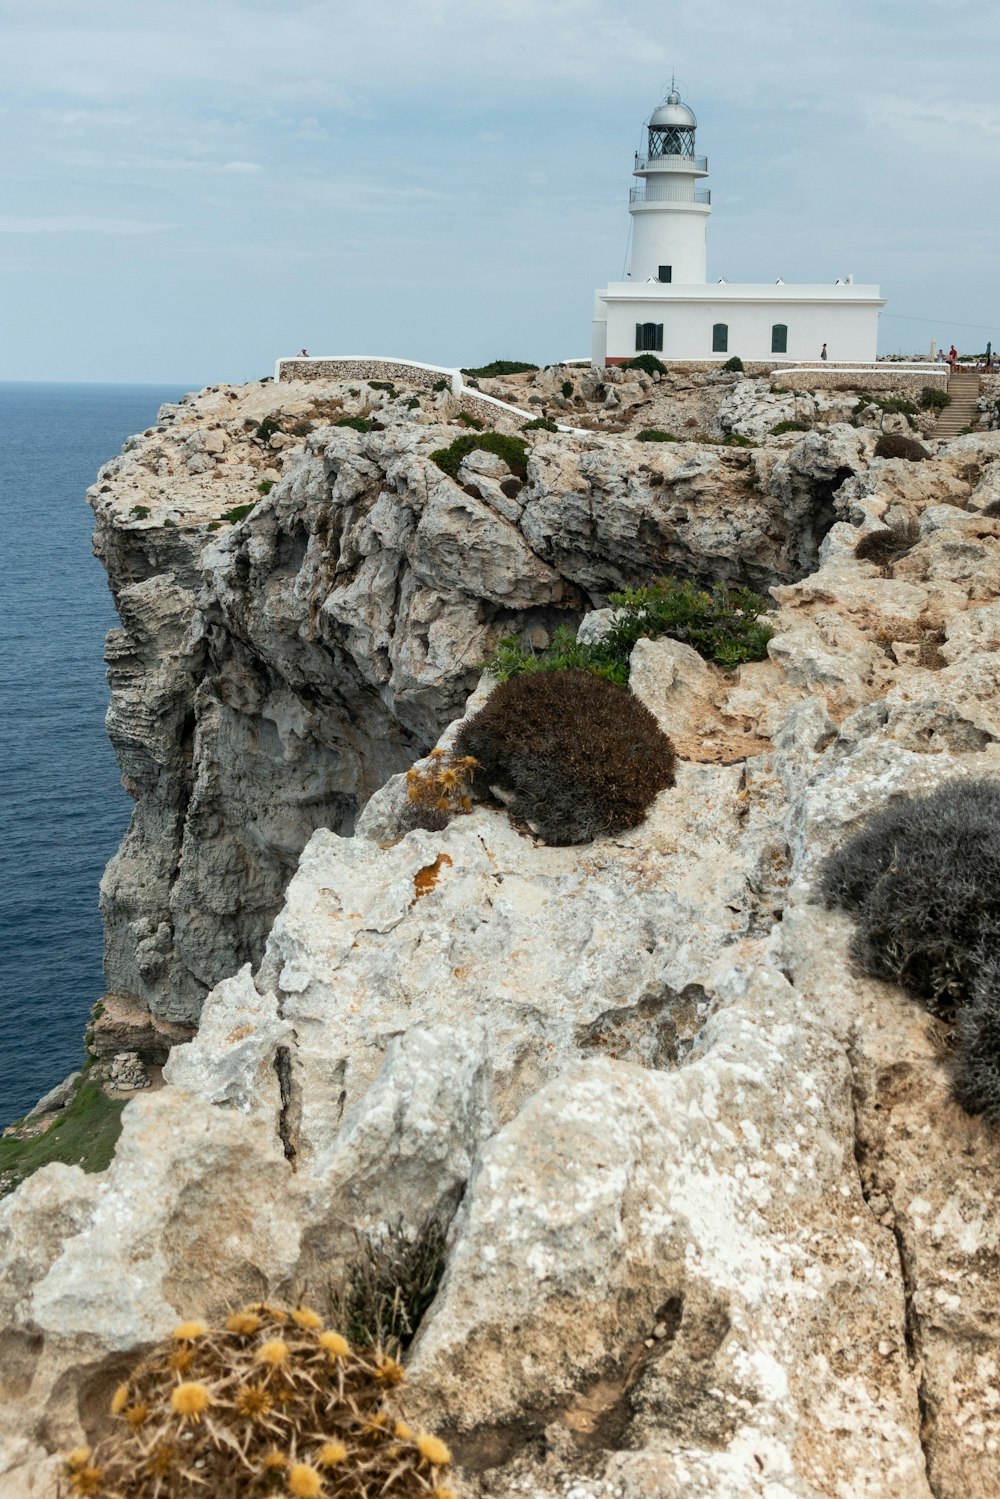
629;187;711;205
634;152;708;174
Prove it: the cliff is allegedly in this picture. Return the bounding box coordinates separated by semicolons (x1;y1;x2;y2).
2;367;1000;1498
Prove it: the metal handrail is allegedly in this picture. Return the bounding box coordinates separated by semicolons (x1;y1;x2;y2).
634;153;708;172
629;187;711;205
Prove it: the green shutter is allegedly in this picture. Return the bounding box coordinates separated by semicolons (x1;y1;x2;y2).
712;323;728;353
771;324;788;354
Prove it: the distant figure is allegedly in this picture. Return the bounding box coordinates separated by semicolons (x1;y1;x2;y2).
299;347;309;357
947;344;959;370
820;343;828;361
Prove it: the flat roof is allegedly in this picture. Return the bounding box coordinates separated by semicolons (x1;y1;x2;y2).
601;281;884;305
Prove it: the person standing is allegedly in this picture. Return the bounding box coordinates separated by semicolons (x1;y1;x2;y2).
820;343;828;361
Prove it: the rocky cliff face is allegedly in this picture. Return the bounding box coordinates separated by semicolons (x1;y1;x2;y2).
87;374;863;1031
3;374;1000;1499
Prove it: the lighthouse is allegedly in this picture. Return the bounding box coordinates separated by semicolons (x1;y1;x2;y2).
592;85;884;366
628;88;710;285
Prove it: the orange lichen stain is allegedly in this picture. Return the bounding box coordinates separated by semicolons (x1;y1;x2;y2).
413;853;453;900
226;1024;253;1044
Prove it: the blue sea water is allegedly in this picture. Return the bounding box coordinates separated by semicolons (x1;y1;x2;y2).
0;382;191;1123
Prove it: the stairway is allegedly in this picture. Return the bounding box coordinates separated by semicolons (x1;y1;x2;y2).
935;370;981;437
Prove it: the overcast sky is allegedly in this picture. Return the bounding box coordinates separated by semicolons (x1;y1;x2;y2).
1;0;997;384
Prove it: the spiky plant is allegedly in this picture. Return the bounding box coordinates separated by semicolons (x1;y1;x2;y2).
58;1305;457;1499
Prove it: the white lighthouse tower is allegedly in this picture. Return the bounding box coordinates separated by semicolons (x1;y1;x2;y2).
628;87;710;285
593;84;885;366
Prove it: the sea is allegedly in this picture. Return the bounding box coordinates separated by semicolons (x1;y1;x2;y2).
0;382;191;1124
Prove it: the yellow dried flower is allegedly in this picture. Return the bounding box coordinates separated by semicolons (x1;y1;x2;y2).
144;1444;176;1478
291;1306;323;1330
66;1448;92;1471
261;1449;288;1471
394;1420;414;1441
374;1353;405;1385
225;1310;262;1335
168;1346;194;1373
316;1441;347;1468
319;1330;350;1359
125;1401;151;1430
170;1380;211;1422
287;1461;323;1497
69;1465;105;1495
361;1413;389;1438
110;1382;130;1416
257;1337;290;1366
416;1433;452;1467
236;1384;274;1420
433;1490;460;1499
171;1319;208;1341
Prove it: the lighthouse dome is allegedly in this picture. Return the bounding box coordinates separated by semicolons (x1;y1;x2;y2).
648;90;697;130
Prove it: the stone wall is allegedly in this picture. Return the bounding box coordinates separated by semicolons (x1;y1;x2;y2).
774;368;949;393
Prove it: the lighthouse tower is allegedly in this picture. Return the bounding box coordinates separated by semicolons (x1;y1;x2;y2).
628;87;710;284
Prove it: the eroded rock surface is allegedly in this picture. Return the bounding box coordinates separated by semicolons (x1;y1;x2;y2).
3;384;1000;1497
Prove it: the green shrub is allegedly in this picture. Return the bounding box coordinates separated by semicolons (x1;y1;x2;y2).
253;416;282;443
431;377;450;392
289;420;313;437
770;419;810;435
722;433;757;447
561;380;574;398
820;780;1000;1124
920;385;951;410
636;429;677;443
368;380;395;393
0;1080;125;1197
868;394;918;416
334;415;373;433
454;668;676;844
874;433;931;461
429;431;529;480
722;356;745;373
256;479;274;495
521;417;559;432
456;411;485;430
461;360;539;378
207;521;221;531
404;396;420;410
220;502;255;524
130;504;150;520
625;353;666;376
484;576;774;683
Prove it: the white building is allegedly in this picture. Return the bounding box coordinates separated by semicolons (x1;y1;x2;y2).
592;88;885;366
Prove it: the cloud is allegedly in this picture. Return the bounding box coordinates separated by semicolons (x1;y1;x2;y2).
0;215;171;234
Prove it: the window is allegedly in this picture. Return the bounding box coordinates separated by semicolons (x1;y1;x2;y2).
649;126;695;158
658;265;672;283
712;323;728;353
771;323;788;354
635;322;664;352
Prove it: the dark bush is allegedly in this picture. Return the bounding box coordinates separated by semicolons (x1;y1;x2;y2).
854;516;919;565
454;669;676;844
722;433;757;447
874;433;932;461
625;353;667;376
456;411;485;430
429;431;529;480
256;479;274;496
820;780;1000;1122
636;429;678;442
461;360;539;378
771;419;810;435
335;415;373;433
253;416;282;443
722;356;745;373
220;502;255;524
368;379;396;393
336;1216;449;1354
980;499;1000;518
561;380;574;398
521;417;559;432
920;385;951;410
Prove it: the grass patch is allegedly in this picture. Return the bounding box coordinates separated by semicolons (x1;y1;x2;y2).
0;1080;125;1197
461;360;539;378
334;416;373;433
485;575;774;684
334;1217;448;1356
455;411;485;430
257;479;274;495
770;419;810;435
130;504;151;520
220;502;255;523
722;433;758;447
429;431;529;480
521;417;559;432
636;429;677;443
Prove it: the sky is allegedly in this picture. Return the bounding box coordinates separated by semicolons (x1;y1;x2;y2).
0;0;997;384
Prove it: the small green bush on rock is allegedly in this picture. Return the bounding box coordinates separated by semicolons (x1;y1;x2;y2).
771;419;810;435
456;411;485;430
921;386;951;410
874;433;931;461
722;356;745;373
521;417;559;433
461;360;539;378
625;354;666;376
636;429;677;443
820;779;1000;1124
561;380;575;398
454;668;676;844
334;416;373;433
220;502;255;524
430;431;529;480
854;516;919;565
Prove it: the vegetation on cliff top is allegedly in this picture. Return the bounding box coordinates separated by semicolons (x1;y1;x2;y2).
0;1078;125;1198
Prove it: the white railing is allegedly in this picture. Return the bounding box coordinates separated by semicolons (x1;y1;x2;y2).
634;153;708;172
629;187;711;205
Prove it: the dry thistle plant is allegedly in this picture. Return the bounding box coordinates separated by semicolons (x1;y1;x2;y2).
403;749;477;831
58;1304;457;1499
